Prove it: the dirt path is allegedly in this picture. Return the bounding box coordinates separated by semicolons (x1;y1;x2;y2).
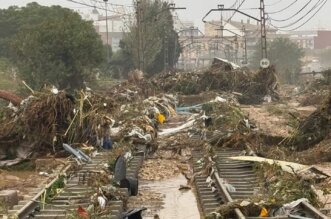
241;100;318;138
241;104;293;137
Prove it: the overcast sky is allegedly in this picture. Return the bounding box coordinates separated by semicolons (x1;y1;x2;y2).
1;0;330;31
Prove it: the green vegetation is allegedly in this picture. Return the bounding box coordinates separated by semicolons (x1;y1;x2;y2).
45;176;66;203
251;38;304;84
0;3;105;90
0;58;18;92
117;0;181;77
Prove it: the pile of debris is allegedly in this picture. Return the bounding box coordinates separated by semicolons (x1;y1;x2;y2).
299;71;330;106
177;94;255;148
0;83;177;167
151;65;279;104
254;162;321;206
99;70;160;103
0;89;118;164
289;91;331;151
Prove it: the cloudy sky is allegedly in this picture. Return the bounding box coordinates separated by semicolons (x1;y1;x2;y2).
1;0;330;31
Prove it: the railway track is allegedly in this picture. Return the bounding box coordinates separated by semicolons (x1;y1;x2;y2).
5;145;146;219
192;148;329;219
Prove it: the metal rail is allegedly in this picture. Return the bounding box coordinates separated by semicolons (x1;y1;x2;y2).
29;151;125;218
6;146;147;219
15;164;72;218
213;169;245;219
193;148;329;219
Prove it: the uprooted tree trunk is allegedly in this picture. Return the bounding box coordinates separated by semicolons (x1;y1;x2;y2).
0;90;22;106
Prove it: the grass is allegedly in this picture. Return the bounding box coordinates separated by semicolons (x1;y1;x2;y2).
45;176;65;203
0;75;19;91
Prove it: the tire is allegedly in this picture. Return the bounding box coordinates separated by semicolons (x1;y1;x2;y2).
120;177;138;196
127;177;138;196
120;178;131;195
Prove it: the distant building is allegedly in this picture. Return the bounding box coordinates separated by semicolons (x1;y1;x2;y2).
314;30;331;49
276;30;331;50
286;30;317;50
204;19;277;65
95;14;129;51
82;8;129;52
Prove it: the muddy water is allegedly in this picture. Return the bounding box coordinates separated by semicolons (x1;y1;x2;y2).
128;174;201;219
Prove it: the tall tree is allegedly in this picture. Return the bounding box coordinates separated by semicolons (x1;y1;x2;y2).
121;0;181;76
250;38;304;83
6;4;104;89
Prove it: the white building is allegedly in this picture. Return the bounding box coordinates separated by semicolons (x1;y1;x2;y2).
82;8;130;52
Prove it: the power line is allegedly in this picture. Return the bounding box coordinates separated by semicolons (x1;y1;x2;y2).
174;11;189;30
229;0;239;9
65;0;132;16
226;0;246;23
268;0;327;31
89;0;134;8
269;0;324;29
265;0;283;7
226;0;247;23
269;0;313;22
267;0;298;14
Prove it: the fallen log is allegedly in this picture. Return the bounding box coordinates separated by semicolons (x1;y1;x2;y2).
0;90;22;106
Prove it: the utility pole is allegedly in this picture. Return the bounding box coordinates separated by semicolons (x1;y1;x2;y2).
202;1;269;62
103;0;110;62
242;26;248;64
136;0;143;71
164;4;186;72
234;35;239;64
260;0;267;59
173;32;177;69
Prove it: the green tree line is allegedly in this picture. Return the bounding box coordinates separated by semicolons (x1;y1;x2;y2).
0;2;105;90
0;1;180;89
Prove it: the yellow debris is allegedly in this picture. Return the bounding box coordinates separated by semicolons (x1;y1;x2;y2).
157;113;166;124
259;207;268;217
